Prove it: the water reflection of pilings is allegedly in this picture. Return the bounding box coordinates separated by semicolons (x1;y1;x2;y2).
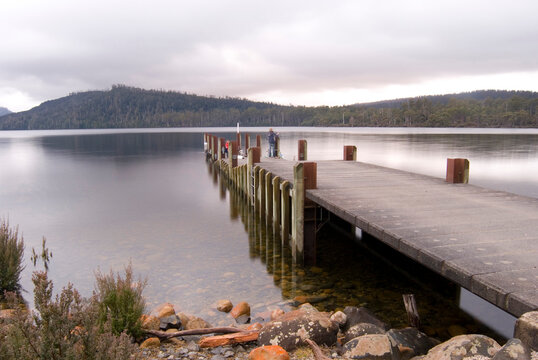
220;167;300;301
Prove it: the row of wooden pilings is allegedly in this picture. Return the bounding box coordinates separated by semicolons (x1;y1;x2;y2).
203;132;338;265
203;132;471;265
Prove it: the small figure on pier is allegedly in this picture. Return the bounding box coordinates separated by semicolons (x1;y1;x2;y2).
225;140;229;158
267;128;279;158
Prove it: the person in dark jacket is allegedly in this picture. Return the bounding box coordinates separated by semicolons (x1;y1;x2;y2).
267;128;278;157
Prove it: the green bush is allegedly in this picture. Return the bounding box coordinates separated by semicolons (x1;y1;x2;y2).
94;263;147;339
0;271;140;360
0;218;25;297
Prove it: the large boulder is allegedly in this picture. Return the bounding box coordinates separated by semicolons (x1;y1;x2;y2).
387;327;440;360
342;334;400;360
514;311;538;351
492;338;531;360
343;306;389;331
344;323;386;344
159;314;182;331
257;307;339;351
422;334;501;360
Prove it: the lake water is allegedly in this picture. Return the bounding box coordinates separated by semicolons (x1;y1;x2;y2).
1;127;537;341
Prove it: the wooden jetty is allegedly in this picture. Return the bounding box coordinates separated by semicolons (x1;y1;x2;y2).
203;133;538;319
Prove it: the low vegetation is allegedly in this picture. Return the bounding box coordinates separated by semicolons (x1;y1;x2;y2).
0;218;25;298
0;220;145;359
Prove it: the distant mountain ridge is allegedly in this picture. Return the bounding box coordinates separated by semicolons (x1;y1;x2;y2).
0;107;12;117
0;86;536;129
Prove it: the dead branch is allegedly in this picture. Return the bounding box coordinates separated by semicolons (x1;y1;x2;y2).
306;339;332;360
145;326;245;340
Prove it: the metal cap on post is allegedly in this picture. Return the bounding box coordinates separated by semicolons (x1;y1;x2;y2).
446;158;469;183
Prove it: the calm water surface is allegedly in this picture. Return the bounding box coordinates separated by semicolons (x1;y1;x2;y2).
1;127;537;341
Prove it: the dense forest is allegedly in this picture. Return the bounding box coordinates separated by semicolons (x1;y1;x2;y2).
1;85;537;129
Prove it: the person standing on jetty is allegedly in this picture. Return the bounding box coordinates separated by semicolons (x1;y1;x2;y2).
267;128;279;157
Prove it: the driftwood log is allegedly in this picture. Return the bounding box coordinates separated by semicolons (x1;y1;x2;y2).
306;339;332;360
144;327;245;341
402;294;421;328
199;330;259;348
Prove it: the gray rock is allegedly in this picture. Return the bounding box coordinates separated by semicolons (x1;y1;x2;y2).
187;340;200;352
387;327;440;360
344;323;386;344
159;314;182;331
234;314;250;324
343;334;400;360
330;311;347;328
514;311;538;351
343;306;389;331
492;339;531;360
422;334;501;360
257;307;339;351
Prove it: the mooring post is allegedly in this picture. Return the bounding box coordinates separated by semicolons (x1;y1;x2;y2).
228;141;238;168
344;145;357;161
298;140;307;161
265;172;273;221
446;158;469;184
244;133;250;153
281;181;291;243
212;136;218;161
218;138;224;162
273;176;281;229
253;165;260;210
292;161;317;265
247;147;261;202
256;135;261;148
259;169;266;218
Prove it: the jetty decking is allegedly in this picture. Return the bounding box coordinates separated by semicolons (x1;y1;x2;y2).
204;134;537;318
258;158;538;318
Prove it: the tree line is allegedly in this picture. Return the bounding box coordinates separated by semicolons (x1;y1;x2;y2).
1;85;537;129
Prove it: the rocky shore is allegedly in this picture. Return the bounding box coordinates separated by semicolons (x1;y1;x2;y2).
137;300;538;360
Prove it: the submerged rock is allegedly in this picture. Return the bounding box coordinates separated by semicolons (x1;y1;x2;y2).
387;327;440;360
343;306;389;331
421;334;501;360
492;338;531;360
257;307;338;351
343;334;399;360
344;323;386;344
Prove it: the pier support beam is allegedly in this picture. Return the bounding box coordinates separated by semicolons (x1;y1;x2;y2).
259;169;266;217
244;133;250;153
298;140;307;161
292;162;317;265
446;158;469;184
228;141;238;168
256;135;261;148
212;136;218;161
344;145;357;161
273;176;281;229
248;148;261;203
281;181;290;244
265;172;273;222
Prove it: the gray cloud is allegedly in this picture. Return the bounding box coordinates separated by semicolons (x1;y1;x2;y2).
1;0;538;111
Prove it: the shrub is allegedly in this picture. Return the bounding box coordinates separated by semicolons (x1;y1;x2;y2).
0;271;140;360
0;218;25;297
94;263;147;339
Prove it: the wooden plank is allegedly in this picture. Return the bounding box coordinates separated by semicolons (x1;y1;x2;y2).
255;158;538;317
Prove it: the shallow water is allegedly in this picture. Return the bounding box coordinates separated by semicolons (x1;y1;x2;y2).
1;127;536;341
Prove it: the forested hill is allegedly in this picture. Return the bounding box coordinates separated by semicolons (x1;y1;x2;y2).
0;107;12;117
1;85;537;129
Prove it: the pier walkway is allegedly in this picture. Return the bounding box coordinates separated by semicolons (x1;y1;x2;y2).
257;158;538;318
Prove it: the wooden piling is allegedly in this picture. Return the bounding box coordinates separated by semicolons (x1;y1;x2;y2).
256;135;261;148
229;141;238;168
446;158;469;184
298;140;307;161
265;172;273;221
281;180;290;243
259;169;266;217
273;176;281;229
344;145;357;161
244;133;250;152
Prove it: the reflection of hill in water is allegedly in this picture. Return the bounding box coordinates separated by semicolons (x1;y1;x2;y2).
212;162;505;343
39;132;235;158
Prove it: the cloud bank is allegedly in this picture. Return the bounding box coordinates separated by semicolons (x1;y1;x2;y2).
2;0;538;111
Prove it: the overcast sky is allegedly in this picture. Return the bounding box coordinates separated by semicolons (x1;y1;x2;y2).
2;0;538;112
